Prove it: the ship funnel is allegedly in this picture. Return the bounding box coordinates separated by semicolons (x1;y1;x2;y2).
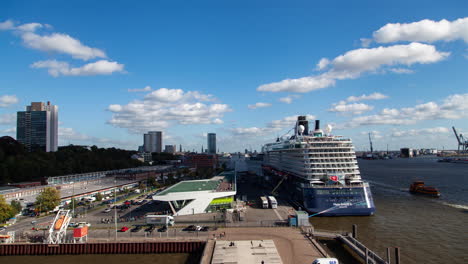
296;116;309;136
315;120;320;130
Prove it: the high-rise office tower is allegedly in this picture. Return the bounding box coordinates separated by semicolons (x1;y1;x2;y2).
207;133;216;154
143;131;162;153
17;101;58;152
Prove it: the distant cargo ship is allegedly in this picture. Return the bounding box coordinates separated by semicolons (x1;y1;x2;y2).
409;181;440;197
262;116;375;216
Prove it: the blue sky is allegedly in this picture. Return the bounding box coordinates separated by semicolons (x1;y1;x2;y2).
1;0;467;152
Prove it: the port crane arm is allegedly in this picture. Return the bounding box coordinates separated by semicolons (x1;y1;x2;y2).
452;127;462;144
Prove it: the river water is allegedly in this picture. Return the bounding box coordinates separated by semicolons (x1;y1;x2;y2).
310;156;468;264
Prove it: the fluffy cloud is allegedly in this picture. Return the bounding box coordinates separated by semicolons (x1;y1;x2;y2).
107;88;231;133
231;114;315;137
372;18;468;44
346;92;388;102
1;20;124;76
344;93;468;127
391;127;450;137
0;20;14;30
258;43;448;93
31;60;124;77
247;102;272;109
388;68;414;74
0;127;16;134
329;102;374;115
128;86;152;92
20;31;106;60
0;95;19;107
59;127;136;149
0;113;16;125
278;95;301;104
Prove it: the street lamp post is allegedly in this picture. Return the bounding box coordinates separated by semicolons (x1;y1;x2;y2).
114;178;118;241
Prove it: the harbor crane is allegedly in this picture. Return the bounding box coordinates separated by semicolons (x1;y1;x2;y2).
368;133;374;153
47;209;72;244
452;126;468;153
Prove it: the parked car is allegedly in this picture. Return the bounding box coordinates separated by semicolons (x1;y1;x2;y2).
131;226;142;232
68;222;78;227
183;225;196;231
145;225;156;232
120;226;129;232
0;227;6;232
200;226;210;232
77;222;91;227
103;208;111;213
157;225;167;232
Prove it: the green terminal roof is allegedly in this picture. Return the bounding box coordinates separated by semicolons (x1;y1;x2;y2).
157;171;236;195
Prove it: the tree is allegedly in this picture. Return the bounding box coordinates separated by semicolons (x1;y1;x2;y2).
10;200;22;215
0;195;14;223
95;192;103;202
35;187;60;212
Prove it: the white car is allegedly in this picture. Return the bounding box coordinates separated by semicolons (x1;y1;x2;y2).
195;225;202;231
312;258;339;264
77;222;91;227
104;208;111;213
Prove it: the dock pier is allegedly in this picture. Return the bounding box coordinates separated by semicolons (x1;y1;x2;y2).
305;225;400;264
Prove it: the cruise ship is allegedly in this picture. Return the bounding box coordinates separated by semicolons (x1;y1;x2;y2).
262;116;375;216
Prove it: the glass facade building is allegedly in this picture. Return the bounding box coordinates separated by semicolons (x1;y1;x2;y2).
207;133;216;154
17;102;58;152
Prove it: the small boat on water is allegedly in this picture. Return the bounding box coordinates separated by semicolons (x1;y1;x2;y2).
409;181;440;197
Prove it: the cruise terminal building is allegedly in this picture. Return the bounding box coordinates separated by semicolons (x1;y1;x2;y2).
152;171;236;216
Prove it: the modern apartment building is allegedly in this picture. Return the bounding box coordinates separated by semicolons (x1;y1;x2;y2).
207;133;216;154
143;131;162;153
17;101;58;152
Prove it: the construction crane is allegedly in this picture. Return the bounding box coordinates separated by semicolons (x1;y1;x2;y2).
368;132;373;153
452;126;468;153
47;209;72;244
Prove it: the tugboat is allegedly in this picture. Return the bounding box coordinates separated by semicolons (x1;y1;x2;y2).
409;181;440;197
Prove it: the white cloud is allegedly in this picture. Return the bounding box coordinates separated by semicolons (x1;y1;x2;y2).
247;102;272;109
17;23;43;32
372;18;468;44
231;114;316;137
0;113;16;125
278;95;301;104
388;68;414;74
329;102;374;115
344;93;468;127
360;130;383;139
21;31;106;60
128;86;152;92
346;92;389;102
0;95;19;107
107;88;231;133
258;43;449;93
58;127;136;149
0;127;16;134
0;20;14;30
31;60;125;77
316;58;330;70
391;127;450;137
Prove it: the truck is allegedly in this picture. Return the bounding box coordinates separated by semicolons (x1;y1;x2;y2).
145;215;175;226
260;196;269;209
268;196;277;209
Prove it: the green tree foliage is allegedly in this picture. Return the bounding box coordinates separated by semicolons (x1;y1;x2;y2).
10;200;22;215
0;137;143;184
35;187;60;212
0;195;14;223
95;193;103;202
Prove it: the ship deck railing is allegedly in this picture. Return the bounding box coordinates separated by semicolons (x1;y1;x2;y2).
304;183;366;188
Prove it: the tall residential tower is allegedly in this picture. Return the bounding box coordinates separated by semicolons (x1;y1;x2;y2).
17;101;58;152
143;131;162;153
207;133;216;154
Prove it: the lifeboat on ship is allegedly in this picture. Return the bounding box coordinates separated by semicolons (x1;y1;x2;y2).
409;181;440;198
